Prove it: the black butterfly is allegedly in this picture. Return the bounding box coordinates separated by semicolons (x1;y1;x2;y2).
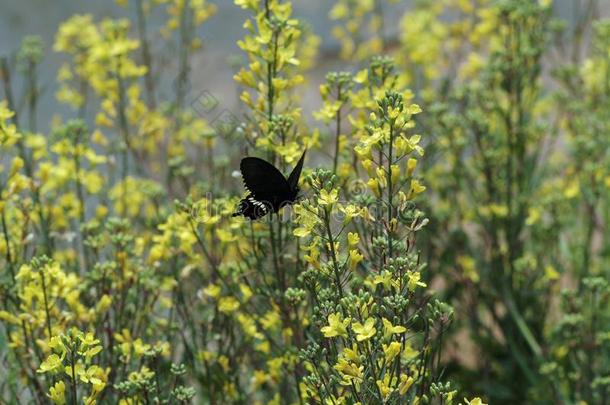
232;150;306;220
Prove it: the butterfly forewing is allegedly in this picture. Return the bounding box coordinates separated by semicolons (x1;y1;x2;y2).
240;157;292;202
287;150;306;191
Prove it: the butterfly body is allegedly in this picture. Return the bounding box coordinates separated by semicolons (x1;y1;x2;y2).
233;151;306;220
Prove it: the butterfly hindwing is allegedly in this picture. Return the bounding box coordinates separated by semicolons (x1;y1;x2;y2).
233;194;271;220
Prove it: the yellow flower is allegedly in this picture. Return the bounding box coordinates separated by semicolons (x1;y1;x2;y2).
261;310;281;331
409;179;426;197
464;398;488;405
321;313;350;338
382;318;406;340
293;203;320;237
407;271;427;291
237;314;262;339
388;106;401;120
353;69;368;84
48;381;66;405
407;104;422;115
544;265;560;281
303;243;321;269
0;311;21;325
538;0;552;8
79;332;100;348
376;167;387;187
218;297;240;313
404;135;425;156
352;318;376;341
372;271;399;290
348;249;364;270
216;228;237;243
390;164;400;184
342;344;360;363
333;358;363;385
407;158;417;176
193;198;221;225
252;370;269;389
340;204;363;224
79;365;104;386
489;203;508;218
239;284;253;301
38;354;63;374
526;207;541;226
383;341;401;363
347;232;360;247
96;294;113;315
235;0;260;11
204;283;221;298
457;255;479;283
329;2;348;20
399;374;415;395
133;339;151;357
318;189;339;206
376;377;392;398
368;178;381;198
361;159;374;175
564;179;580;199
83;344;103;361
294;226;312;237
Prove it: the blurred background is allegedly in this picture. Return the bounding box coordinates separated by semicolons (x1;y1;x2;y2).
1;0;608;132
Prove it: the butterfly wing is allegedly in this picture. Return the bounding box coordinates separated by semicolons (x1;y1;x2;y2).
233;156;297;220
287;150;306;191
240;157;291;202
232;195;271;219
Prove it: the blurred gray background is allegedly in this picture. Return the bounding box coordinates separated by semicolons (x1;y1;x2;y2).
0;0;608;132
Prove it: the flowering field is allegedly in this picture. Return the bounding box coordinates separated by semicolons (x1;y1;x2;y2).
0;0;609;404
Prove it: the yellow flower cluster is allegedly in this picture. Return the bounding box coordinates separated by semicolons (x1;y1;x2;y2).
38;329;108;405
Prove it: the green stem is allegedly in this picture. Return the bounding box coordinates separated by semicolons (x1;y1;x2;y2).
70;348;78;405
116;57;131;212
268;216;281;287
502;286;542;358
39;271;53;339
73;127;89;273
333;86;342;173
135;0;156;109
323;209;343;299
27;59;38;133
1;210;16;282
386;121;394;259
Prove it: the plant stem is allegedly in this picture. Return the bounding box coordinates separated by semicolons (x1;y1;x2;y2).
386;121;394;259
73;126;89;274
135;0;156;109
39;270;53;339
323;209;343;299
26;58;37;133
1;210;16;282
333;86;342;173
115;56;131;212
70;348;78;405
